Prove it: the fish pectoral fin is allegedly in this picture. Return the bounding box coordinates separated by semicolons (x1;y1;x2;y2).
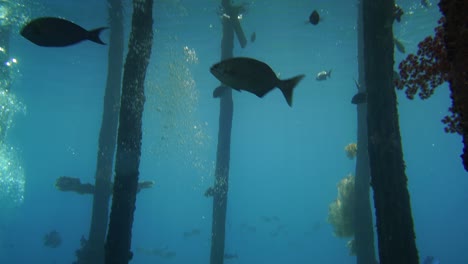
252;89;270;98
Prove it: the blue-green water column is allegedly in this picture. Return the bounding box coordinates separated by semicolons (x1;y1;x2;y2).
210;0;235;263
354;1;377;264
362;0;419;263
104;0;153;263
0;23;11;142
74;0;125;263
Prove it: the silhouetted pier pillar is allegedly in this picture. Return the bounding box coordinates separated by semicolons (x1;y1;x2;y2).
362;0;419;263
354;1;377;264
73;1;124;263
105;0;153;263
209;0;247;263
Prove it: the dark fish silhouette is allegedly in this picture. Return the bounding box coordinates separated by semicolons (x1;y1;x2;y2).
250;32;256;43
21;17;107;47
352;92;367;104
210;57;305;107
352;79;366;104
43;230;62;248
309;10;320;25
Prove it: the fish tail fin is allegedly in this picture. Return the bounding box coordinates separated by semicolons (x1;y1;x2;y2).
213;85;228;98
328;69;332;78
278;74;305;107
88;27;108;45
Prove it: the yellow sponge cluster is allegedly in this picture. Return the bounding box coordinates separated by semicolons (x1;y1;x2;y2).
344;143;358;160
327;174;355;238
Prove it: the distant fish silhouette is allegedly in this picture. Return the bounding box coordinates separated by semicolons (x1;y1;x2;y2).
43;230;62;248
21;17;107;47
309;10;320;25
352;92;367;104
250;32;256;43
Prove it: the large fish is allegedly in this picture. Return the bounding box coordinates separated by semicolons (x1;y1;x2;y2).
210;57;305;107
21;17;107;47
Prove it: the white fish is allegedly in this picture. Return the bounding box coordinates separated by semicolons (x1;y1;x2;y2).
316;69;332;81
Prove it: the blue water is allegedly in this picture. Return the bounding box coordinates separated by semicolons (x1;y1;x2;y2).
1;0;467;263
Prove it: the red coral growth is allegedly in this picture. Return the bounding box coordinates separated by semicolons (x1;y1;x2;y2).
441;106;462;134
439;0;468;171
395;18;450;100
398;0;468;171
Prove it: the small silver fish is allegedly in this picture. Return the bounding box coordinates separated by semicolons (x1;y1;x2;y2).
316;69;332;81
210;57;305;107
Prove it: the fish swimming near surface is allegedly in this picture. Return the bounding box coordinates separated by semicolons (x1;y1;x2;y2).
20;17;108;47
210;57;305;107
308;10;320;25
316;69;332;81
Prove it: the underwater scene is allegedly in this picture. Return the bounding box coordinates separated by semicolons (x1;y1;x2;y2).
0;0;467;263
